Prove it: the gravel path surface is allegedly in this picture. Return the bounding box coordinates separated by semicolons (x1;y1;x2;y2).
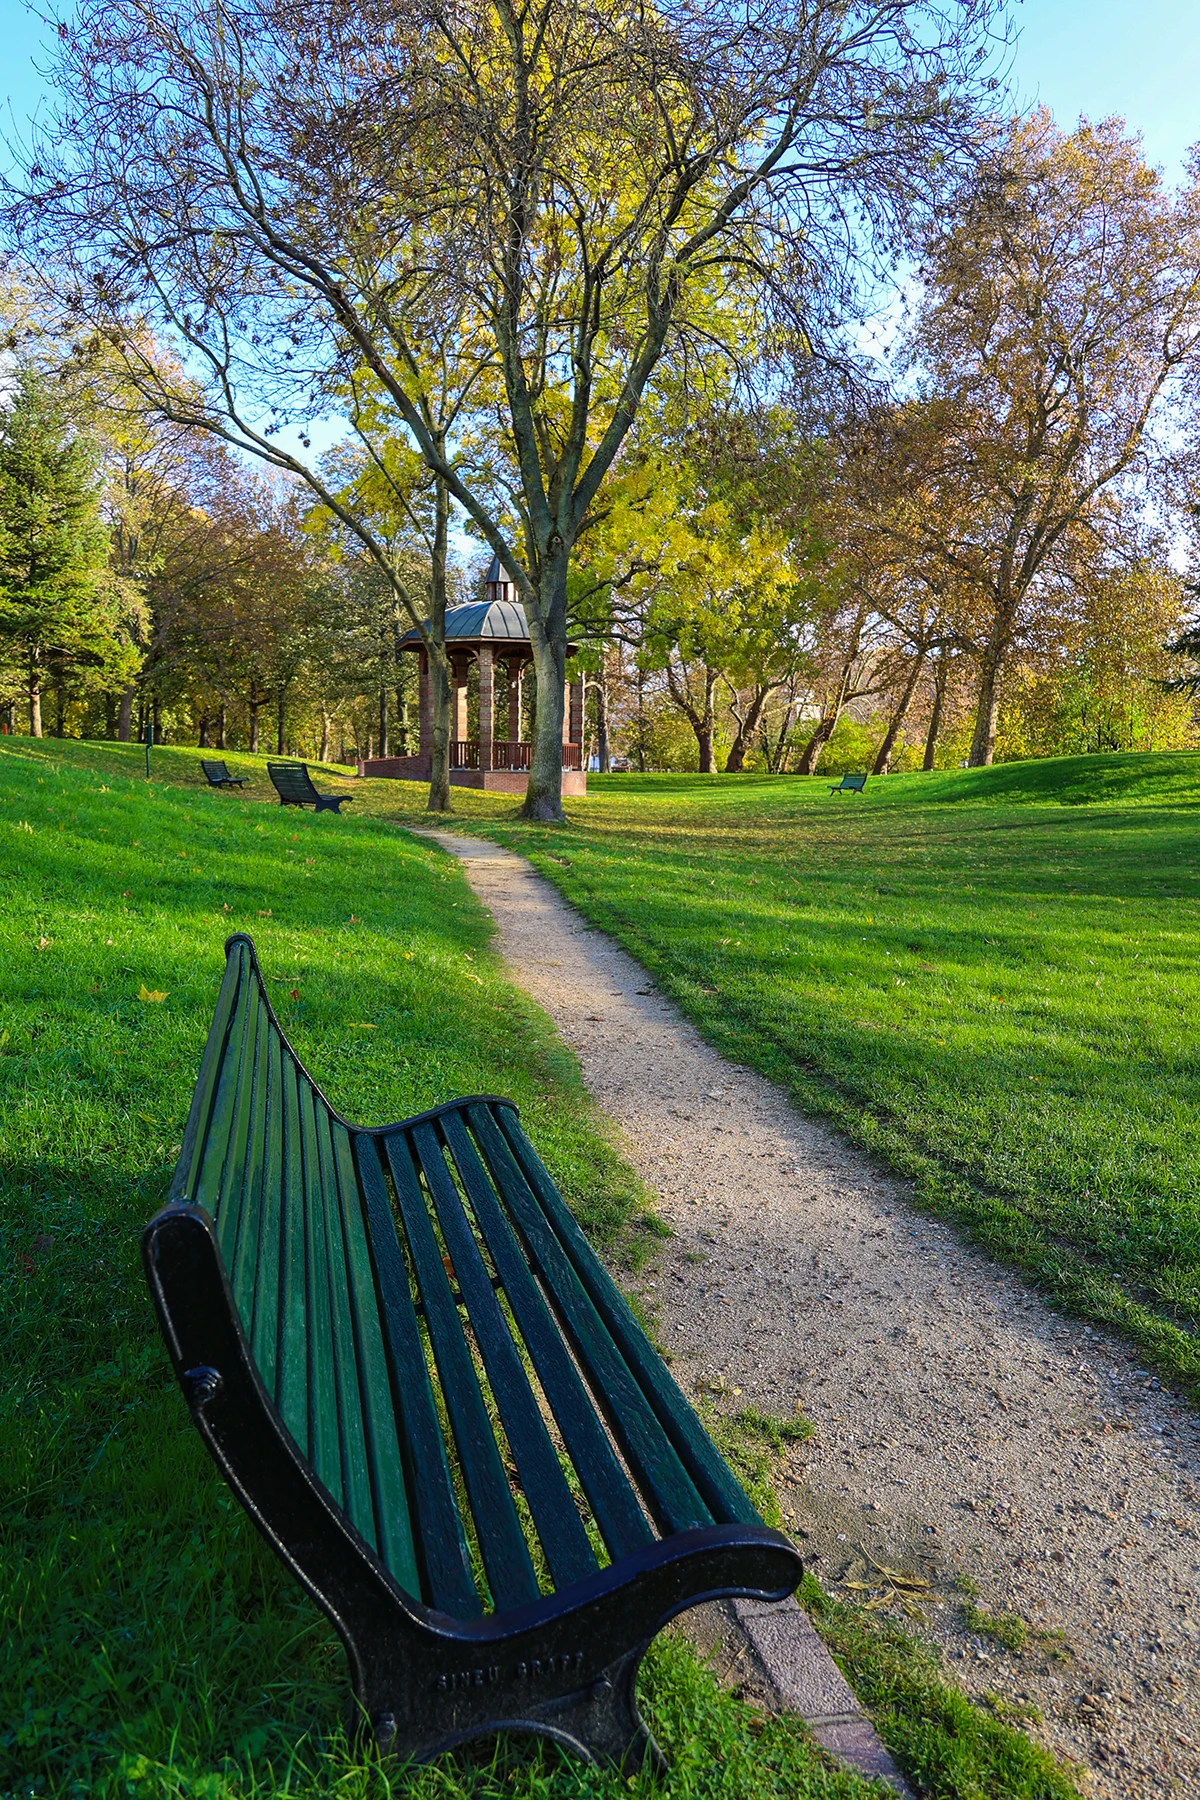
427;831;1200;1798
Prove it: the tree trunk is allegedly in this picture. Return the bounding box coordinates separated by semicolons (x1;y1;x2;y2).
118;684;135;742
28;660;42;738
968;650;1003;767
276;687;287;756
217;702;227;750
319;707;331;762
426;467;453;813
596;661;610;773
522;544;571;822
795;712;837;776
104;692;118;739
524;621;567;820
873;650;926;775
695;669;718;774
725;685;772;773
249;692;260;753
199;717;212;748
923;657;947;770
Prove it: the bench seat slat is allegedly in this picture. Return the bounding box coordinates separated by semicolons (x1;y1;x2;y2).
441;1111;654;1564
466;1105;712;1535
416;1119;599;1592
493;1108;760;1530
354;1139;480;1615
384;1133;541;1613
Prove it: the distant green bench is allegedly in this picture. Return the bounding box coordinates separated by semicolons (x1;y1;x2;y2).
200;759;248;790
142;935;800;1771
829;773;867;795
267;761;353;812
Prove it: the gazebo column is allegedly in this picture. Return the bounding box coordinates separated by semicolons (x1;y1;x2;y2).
451;653;471;747
478;645;494;773
418;648;432;766
505;658;524;744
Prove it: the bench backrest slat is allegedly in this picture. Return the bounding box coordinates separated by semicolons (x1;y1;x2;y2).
385;1132;542;1612
450;1109;654;1562
493;1108;761;1530
419;1117;600;1592
248;1028;285;1398
268;763;320;803
331;1126;424;1589
355;1140;479;1614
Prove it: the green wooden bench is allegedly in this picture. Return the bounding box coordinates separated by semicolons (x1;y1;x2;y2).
142;936;801;1770
828;773;867;795
201;759;249;789
267;761;354;812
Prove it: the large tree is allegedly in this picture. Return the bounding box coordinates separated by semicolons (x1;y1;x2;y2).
0;366;114;735
906;111;1200;765
12;0;1002;817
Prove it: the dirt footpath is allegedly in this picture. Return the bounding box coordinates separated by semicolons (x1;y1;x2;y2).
427;832;1200;1799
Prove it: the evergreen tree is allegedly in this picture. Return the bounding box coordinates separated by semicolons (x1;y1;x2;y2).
0;366;111;735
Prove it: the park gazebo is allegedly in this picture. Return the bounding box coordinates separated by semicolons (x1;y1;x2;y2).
358;558;586;795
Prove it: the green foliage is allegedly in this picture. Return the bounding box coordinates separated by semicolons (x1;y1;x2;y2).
0;366;116;723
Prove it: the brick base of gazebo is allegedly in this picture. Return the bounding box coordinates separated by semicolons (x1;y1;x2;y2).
359;750;587;796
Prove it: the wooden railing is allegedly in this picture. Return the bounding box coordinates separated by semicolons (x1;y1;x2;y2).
494;740;532;770
451;740;582;773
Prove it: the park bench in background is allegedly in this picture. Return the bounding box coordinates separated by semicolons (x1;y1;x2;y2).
829;773;867;795
200;759;249;790
142;935;801;1770
267;761;354;813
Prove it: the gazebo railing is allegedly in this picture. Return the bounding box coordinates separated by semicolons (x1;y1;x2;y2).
450;740;581;773
494;740;532;770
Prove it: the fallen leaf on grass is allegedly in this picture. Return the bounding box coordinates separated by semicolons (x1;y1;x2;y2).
257;909;273;918
36;936;52;951
464;972;483;984
347;1022;376;1029
138;985;168;1003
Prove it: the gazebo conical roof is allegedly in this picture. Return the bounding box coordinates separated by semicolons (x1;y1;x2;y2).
401;595;577;653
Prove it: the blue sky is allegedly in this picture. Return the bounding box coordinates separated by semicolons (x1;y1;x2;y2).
2;0;1198;181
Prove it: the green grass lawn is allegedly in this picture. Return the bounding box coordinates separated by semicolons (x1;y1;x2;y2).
348;751;1200;1391
0;737;1081;1800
